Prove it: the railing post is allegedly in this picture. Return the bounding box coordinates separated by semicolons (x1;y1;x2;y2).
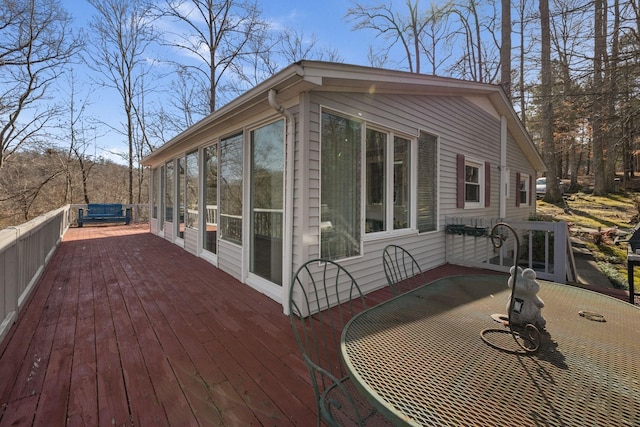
553;222;567;284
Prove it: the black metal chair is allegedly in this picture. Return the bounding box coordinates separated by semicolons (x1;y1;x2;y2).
288;259;390;427
382;244;427;296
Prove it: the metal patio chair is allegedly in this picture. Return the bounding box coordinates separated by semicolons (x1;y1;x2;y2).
288;259;391;427
382;244;427;296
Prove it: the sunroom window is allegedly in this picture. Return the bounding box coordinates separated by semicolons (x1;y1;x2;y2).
185;150;199;229
321;109;435;260
220;133;243;245
364;129;411;234
165;160;174;222
417;132;437;232
321;111;361;260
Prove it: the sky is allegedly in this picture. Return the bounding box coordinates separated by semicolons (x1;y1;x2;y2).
57;0;382;164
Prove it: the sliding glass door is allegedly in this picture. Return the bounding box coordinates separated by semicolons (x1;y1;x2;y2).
250;120;284;285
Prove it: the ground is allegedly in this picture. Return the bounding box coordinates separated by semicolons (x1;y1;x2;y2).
536;190;640;290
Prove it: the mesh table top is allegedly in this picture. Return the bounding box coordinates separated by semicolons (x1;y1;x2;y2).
341;275;640;426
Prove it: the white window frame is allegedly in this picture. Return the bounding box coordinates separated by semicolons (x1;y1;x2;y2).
519;173;530;207
464;158;484;209
362;125;414;237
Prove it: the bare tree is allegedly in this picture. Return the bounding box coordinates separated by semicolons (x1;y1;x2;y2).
592;0;607;195
449;0;500;83
86;0;157;204
540;0;562;202
422;2;455;76
59;70;95;204
367;45;392;68
156;0;270;113
280;28;319;63
0;0;82;169
500;0;511;97
346;0;429;73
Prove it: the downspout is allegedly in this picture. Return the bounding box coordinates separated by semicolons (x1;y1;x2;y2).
500;116;508;219
268;89;294;315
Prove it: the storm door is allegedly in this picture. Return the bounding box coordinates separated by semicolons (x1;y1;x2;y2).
250;120;284;285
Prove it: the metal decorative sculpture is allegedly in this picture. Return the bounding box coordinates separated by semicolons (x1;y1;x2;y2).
481;222;542;354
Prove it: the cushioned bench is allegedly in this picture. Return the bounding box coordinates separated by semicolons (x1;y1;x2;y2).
78;203;131;227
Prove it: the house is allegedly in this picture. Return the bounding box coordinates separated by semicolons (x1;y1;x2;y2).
142;61;546;313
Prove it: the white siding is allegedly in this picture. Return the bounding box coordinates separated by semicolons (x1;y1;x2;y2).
294;91;529;295
218;240;242;281
184;227;198;256
505;133;537;220
163;222;174;242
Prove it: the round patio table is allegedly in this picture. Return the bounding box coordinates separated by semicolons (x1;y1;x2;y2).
341;275;640;426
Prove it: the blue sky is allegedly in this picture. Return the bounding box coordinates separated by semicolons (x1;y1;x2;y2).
57;0;383;163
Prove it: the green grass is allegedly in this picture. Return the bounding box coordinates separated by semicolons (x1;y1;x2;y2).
537;192;640;290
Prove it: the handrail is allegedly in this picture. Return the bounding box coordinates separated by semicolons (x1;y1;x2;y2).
0;205;71;345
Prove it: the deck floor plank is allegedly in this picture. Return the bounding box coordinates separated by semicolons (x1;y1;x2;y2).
0;224;494;426
67;234;98;427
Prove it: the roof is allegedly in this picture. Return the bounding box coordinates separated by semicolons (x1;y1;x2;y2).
143;61;545;171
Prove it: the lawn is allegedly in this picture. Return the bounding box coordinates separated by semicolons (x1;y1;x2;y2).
536;192;640;290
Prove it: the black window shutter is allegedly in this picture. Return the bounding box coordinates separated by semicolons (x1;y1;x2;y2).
484;162;490;207
515;172;521;207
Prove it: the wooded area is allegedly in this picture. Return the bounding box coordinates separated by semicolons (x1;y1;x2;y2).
0;0;638;227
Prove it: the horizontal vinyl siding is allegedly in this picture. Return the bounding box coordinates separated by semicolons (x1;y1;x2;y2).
312;92;503;220
217;240;242;281
184;227;198;256
306;92;490;294
506;133;537;220
164;222;174;242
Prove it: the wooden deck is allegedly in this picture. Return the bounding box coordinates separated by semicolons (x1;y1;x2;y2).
0;224;496;426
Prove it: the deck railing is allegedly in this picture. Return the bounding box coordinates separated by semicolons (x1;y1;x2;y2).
0;206;71;344
445;217;576;284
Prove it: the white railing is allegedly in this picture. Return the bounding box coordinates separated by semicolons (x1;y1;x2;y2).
205;205;217;226
445;218;576;283
0;206;71;344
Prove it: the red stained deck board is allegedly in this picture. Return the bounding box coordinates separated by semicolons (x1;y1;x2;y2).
67;239;98;427
0;224;493;426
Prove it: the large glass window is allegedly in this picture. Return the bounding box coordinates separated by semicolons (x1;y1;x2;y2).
321;111;438;257
393;136;410;230
417;132;437;232
321;111;361;259
160;165;165;229
251;120;284;285
220;134;243;244
152;167;159;219
366;129;386;233
165;161;174;222
186;151;199;229
177;156;185;238
365;130;411;233
203;144;218;253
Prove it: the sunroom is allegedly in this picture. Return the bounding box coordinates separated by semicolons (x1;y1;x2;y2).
142;61;545;312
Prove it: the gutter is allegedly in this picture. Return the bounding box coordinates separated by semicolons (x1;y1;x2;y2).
268;89;294;315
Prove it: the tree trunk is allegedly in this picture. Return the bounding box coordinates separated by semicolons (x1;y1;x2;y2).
500;0;511;98
540;0;561;202
593;0;607;195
